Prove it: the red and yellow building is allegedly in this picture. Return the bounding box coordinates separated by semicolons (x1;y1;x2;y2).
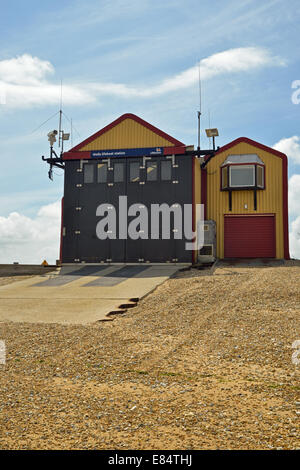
61;113;289;263
195;137;289;260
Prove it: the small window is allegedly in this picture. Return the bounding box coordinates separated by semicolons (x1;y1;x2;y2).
129;162;140;182
221;166;228;189
84;164;94;184
146;161;158;181
229;165;255;187
113;163;124;183
204;224;209;231
161;160;172;181
257;165;264;188
97;163;108;183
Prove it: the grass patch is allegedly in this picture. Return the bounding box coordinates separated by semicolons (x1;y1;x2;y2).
158;371;181;377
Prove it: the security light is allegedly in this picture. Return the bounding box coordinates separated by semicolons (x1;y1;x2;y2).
205;128;219;151
62;133;70;141
205;128;219;138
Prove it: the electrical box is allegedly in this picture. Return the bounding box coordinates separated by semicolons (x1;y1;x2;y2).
198;220;216;263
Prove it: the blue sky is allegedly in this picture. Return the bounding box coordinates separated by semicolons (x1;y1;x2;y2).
0;0;300;262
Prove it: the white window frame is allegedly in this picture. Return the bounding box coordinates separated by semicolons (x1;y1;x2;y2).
229;164;255;188
257;165;265;189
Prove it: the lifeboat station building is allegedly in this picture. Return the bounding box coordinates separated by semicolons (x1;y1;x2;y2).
61;113;289;264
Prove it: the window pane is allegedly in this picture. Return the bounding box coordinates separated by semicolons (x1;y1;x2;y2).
257;165;264;188
222;166;228;189
161;160;172;181
146;161;158;181
114;163;124;183
130;162;140;182
97;163;107;183
230;165;255;187
84;164;94;183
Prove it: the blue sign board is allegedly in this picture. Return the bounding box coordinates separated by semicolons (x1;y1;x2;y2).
91;147;164;158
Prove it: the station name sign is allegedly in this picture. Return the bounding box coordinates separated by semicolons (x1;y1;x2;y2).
91;147;164;158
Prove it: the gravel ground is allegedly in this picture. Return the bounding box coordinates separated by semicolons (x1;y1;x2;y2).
0;263;299;450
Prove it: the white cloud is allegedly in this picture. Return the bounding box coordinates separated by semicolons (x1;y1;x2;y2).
273;137;300;258
91;47;285;97
290;216;300;259
0;200;61;264
0;47;285;108
288;174;300;259
288;174;300;216
0;54;54;85
0;54;94;107
273;136;300;164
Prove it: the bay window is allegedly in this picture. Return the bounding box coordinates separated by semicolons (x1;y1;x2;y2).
221;154;265;190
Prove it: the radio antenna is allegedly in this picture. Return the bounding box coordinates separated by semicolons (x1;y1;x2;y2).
197;61;202;152
58;79;63;148
208;109;211;150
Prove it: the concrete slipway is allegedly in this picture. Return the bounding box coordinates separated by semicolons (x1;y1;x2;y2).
0;264;185;324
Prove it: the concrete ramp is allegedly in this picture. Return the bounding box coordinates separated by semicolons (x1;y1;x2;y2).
0;264;184;324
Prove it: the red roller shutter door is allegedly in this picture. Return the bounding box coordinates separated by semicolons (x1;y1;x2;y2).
224;215;276;258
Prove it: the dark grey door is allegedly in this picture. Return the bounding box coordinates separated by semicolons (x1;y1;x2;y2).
62;163;81;263
78;161;110;262
108;159;126;262
141;157;176;262
125;158;144;262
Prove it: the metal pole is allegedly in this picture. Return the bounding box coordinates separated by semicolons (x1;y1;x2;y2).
197;111;201;150
58;109;62;148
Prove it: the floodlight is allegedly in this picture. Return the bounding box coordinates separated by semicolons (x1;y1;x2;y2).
205;128;219;138
62;133;70;141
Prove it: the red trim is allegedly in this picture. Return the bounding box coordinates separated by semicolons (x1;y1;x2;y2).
59;197;64;263
214;137;289;260
63;151;91;161
201;168;207;220
69;113;184;152
221;162;264;166
163;145;186;155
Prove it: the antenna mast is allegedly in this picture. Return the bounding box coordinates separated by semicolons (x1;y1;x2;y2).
197;61;202;151
41;79;70;180
58;80;63;148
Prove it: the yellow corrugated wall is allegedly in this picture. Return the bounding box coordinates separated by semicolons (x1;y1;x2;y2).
80;118;175;151
206;142;284;259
